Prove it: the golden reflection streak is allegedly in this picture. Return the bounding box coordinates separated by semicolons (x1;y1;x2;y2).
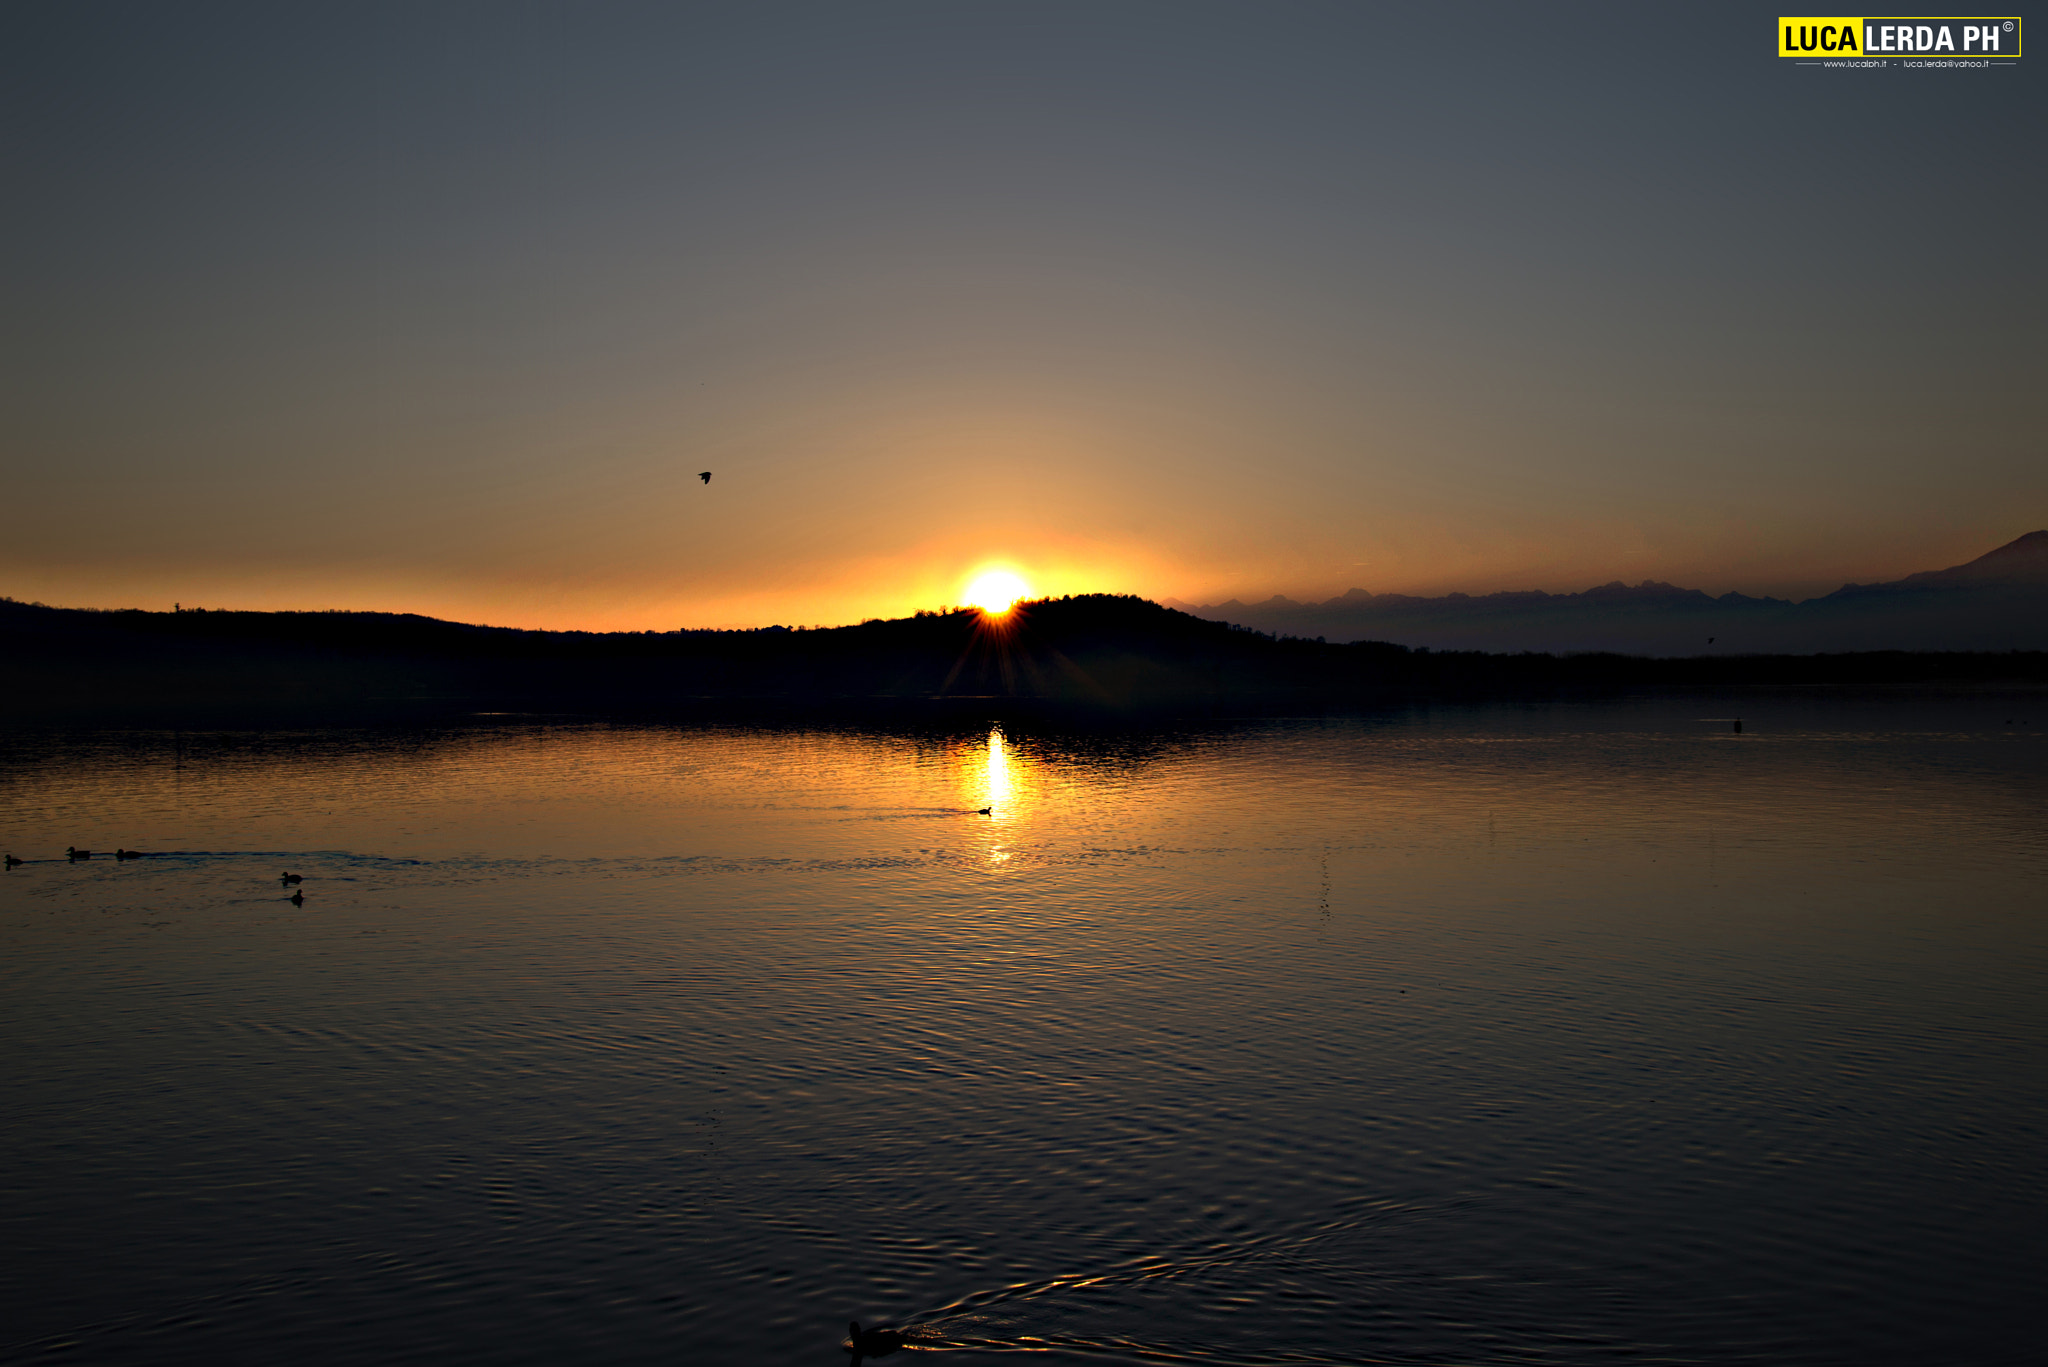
983;725;1014;807
959;723;1033;864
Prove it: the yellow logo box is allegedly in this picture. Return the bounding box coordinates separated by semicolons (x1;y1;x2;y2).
1780;16;1865;52
1778;17;2022;55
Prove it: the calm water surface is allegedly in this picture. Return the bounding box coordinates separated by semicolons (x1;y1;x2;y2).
2;695;2044;1365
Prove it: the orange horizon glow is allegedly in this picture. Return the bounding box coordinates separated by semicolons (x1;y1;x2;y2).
9;522;2037;636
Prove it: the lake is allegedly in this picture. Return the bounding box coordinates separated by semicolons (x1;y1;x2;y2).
2;694;2044;1366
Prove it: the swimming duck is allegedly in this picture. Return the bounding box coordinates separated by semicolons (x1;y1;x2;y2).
115;848;141;860
66;846;91;861
289;889;304;907
847;1322;906;1364
4;854;22;868
976;807;992;816
281;872;303;885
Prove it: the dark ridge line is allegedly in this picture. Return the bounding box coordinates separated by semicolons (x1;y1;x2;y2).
5;589;2047;723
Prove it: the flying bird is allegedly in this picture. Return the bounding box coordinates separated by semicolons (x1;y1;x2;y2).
698;471;712;484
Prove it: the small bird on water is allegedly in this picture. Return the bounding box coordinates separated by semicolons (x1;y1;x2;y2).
289;889;304;907
4;854;22;868
698;471;712;484
281;872;303;886
66;846;91;861
846;1322;906;1364
977;807;992;816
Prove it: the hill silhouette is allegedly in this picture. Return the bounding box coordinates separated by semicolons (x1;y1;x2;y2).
5;592;2044;719
1164;531;2048;655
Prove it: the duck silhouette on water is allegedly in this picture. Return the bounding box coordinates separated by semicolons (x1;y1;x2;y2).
281;872;303;886
66;846;92;861
4;854;22;868
846;1322;907;1364
289;889;304;907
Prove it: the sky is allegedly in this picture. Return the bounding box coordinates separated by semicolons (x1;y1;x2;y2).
4;2;2042;630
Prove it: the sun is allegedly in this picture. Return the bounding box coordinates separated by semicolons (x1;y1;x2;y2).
963;568;1031;616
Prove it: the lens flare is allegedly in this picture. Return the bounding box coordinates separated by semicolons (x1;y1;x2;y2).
962;568;1030;615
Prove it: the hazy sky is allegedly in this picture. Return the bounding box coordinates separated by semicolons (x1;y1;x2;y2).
5;3;2042;629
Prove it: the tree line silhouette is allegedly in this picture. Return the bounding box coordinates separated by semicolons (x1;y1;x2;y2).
6;593;2044;718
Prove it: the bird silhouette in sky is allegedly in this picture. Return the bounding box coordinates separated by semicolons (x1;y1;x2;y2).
698;471;712;484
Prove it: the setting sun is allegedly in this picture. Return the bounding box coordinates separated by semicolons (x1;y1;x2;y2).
962;568;1031;615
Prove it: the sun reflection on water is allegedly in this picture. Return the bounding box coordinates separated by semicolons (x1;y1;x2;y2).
968;725;1026;863
983;726;1014;808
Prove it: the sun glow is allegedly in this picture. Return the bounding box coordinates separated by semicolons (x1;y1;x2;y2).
962;568;1031;616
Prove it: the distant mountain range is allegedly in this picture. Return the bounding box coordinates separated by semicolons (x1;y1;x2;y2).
9;586;2044;719
1164;531;2048;654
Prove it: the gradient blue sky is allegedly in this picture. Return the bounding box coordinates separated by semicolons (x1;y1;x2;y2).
5;3;2041;628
